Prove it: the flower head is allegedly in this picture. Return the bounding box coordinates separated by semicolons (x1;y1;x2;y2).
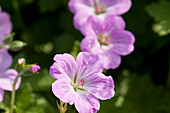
50;52;115;113
81;15;135;69
69;0;132;29
29;65;40;73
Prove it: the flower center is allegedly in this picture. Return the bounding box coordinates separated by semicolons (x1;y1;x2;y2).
71;76;84;91
94;5;105;15
98;34;111;45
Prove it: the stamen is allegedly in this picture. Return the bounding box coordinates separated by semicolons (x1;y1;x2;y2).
77;79;84;86
102;37;110;45
98;34;111;45
94;5;105;15
95;6;102;13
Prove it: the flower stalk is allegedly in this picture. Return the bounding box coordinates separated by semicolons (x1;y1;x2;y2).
56;100;67;113
10;73;22;113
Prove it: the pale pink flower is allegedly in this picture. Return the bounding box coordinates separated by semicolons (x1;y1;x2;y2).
50;52;115;113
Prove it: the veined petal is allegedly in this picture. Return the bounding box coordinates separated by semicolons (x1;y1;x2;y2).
52;79;76;105
0;69;20;91
75;91;99;113
99;50;121;69
76;52;103;80
110;30;135;55
0;49;12;71
112;44;134;56
0;89;4;102
50;53;77;80
0;8;12;44
100;0;117;7
81;36;100;53
69;0;94;14
110;30;135;44
84;73;115;100
81;20;96;37
87;16;103;36
103;15;125;33
73;10;93;30
106;0;132;15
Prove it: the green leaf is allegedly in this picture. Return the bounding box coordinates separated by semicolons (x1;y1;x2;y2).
145;0;170;36
99;71;170;113
15;84;56;113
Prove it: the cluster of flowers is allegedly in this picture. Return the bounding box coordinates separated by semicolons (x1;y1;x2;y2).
0;7;40;103
50;0;135;113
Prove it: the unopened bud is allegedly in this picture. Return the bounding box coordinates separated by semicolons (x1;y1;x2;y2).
18;58;25;65
29;65;40;73
10;40;26;51
15;58;26;72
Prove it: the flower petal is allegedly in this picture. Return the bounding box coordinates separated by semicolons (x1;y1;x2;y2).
50;53;77;80
110;30;135;44
84;73;115;100
0;89;4;102
75;91;100;113
99;50;121;69
112;44;134;56
0;49;12;71
69;0;94;14
73;10;93;30
0;69;20;91
103;15;125;33
110;30;135;55
52;79;76;105
81;36;100;53
76;52;103;80
106;0;132;15
0;8;12;44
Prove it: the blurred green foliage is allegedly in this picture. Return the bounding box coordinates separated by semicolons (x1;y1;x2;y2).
145;0;170;36
0;0;170;113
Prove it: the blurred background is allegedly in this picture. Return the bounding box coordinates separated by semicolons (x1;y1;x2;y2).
0;0;170;113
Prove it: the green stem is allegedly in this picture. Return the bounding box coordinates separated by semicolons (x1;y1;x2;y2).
9;74;21;113
57;101;67;113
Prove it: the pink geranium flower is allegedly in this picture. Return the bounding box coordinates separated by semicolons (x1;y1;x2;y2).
69;0;132;29
50;52;115;113
81;15;135;69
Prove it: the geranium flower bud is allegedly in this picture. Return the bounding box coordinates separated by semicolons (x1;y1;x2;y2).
29;65;40;73
18;58;25;65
